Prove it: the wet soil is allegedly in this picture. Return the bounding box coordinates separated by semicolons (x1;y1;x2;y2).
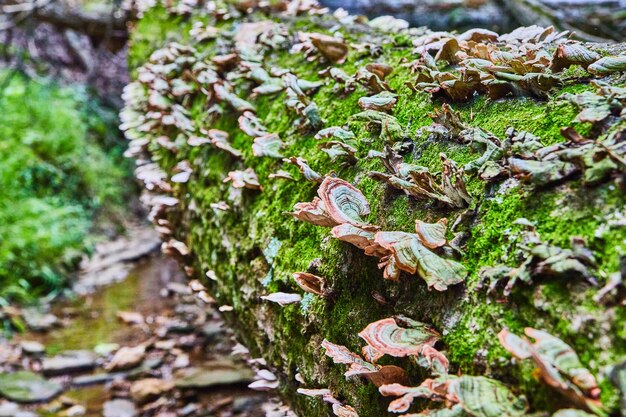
2;253;284;417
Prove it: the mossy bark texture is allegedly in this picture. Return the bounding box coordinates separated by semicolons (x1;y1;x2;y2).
125;3;626;416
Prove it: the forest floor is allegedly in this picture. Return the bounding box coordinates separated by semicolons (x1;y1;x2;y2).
0;226;290;417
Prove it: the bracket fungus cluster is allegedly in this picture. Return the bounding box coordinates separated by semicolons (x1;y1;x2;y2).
290;177;466;289
120;0;626;415
498;328;601;413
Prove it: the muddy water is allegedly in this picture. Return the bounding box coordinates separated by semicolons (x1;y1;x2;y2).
9;253;277;417
18;255;182;355
11;255;184;415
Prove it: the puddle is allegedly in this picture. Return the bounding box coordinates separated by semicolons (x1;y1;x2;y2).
10;255;183;415
17;255;183;354
5;251;286;417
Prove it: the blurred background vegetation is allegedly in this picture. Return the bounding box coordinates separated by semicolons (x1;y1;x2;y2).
0;72;131;304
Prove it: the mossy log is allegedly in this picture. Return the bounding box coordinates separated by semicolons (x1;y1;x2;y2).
123;3;626;416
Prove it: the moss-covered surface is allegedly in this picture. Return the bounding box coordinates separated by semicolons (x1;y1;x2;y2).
127;5;626;416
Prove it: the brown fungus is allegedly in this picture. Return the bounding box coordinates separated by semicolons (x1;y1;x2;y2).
292;272;328;296
321;340;407;387
252;134;284;158
286;197;338;227
223;168;262;190
309;33;349;63
358;317;440;358
374;231;466;290
415;218;448;249
318;177;371;226
498;328;601;411
282;157;323;183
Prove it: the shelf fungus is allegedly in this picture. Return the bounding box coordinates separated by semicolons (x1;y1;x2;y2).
260;292;302;306
309;33;349;64
293;272;328;297
282;157;323;183
314;126;356;141
374;230;466;290
205;129;243;158
447;376;528;417
358;92;398;112
252;134;284;158
358;317;440;358
414;219;448;249
318;177;371;227
380;375;527;416
223;168;262;190
268;169;294;180
321;340;407;387
287;197;338;227
369;154;471;208
351;110;405;142
319;141;358;166
161;239;191;258
498;328;601;411
480;231;597;296
214;83;255;112
587;56;626;76
379;375;463;414
330;223;377;251
238;111;268;137
550;44;600;72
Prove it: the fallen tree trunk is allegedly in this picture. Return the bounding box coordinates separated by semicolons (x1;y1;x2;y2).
500;0;626;42
122;2;626;416
1;0;131;47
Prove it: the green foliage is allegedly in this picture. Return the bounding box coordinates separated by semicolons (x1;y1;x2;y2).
0;73;130;303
